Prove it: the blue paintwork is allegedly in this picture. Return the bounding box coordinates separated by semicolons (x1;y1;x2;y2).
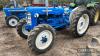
3;7;26;19
24;6;74;31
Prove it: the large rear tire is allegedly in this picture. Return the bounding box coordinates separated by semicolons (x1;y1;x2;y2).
70;6;90;37
27;24;55;54
89;4;100;25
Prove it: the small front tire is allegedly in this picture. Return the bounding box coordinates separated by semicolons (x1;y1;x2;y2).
17;20;29;39
27;24;55;54
6;16;19;28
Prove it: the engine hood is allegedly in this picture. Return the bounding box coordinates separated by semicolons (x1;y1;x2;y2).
26;6;64;15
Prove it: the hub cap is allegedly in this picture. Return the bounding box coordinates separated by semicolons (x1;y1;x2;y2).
35;30;53;50
22;25;29;35
77;14;89;35
9;18;18;27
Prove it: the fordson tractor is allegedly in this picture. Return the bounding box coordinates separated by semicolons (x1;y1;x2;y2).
3;0;29;28
15;0;93;54
4;8;26;27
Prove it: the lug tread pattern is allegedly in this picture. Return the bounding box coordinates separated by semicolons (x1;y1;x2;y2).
27;24;55;54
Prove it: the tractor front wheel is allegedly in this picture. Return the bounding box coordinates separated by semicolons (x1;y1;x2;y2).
17;20;29;39
27;24;55;54
6;16;19;28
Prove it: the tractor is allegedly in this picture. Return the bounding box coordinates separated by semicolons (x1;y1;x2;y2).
4;8;27;27
3;0;30;28
15;0;95;54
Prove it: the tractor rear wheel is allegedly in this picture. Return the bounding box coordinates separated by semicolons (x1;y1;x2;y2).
70;6;90;37
89;4;100;25
27;24;55;54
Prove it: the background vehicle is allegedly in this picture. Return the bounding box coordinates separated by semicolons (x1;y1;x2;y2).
4;8;26;27
3;0;29;28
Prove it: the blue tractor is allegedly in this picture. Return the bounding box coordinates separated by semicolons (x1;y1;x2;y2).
4;8;26;27
16;0;91;54
3;0;29;28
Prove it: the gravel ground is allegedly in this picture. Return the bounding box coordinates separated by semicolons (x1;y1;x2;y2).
0;15;100;56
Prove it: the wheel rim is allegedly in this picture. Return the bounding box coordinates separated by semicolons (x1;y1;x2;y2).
22;25;29;35
9;18;18;27
94;10;100;23
35;30;53;50
77;14;89;35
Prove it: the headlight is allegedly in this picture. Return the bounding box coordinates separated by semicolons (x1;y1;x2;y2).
26;12;31;25
34;13;39;18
